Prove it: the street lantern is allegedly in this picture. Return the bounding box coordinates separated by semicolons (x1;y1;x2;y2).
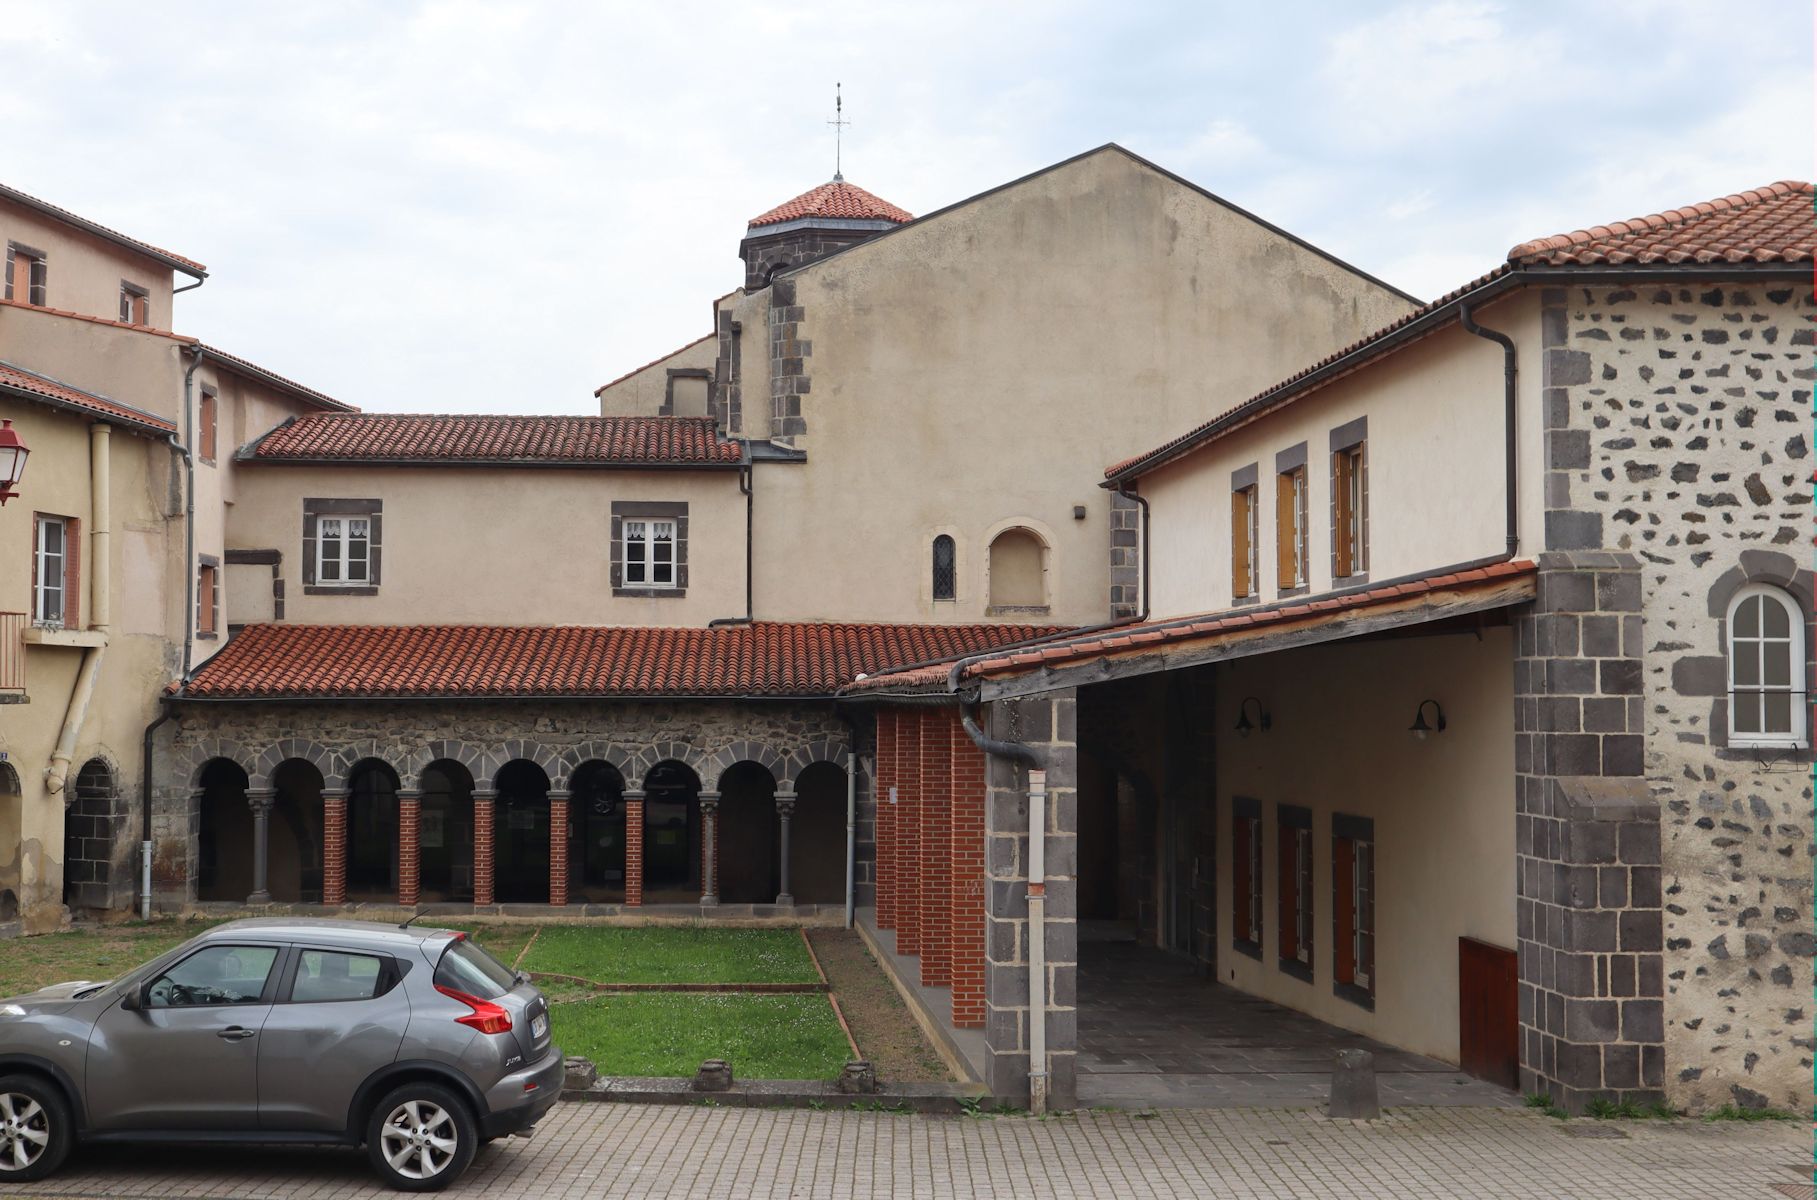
0;420;27;506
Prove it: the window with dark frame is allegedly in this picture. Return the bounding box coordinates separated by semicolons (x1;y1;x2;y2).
199;386;218;463
932;534;956;601
1231;484;1258;599
1231;798;1263;958
1333;813;1375;1008
610;501;688;596
303;499;382;594
119;282;149;325
6;244;46;307
1277;804;1313;981
196;559;221;637
1333;439;1367;579
1276;465;1307;590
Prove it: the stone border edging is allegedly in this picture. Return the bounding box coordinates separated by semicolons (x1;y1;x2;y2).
562;1078;986;1113
533;971;828;994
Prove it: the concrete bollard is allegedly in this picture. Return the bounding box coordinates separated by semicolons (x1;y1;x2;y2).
1328;1049;1380;1120
693;1059;734;1092
836;1061;878;1095
563;1055;599;1092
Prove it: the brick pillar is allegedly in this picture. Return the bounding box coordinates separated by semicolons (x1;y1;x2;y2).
982;689;1078;1110
876;710;898;930
698;791;721;906
950;723;988;1028
472;788;496;907
897;711;924;957
623;789;645;906
1515;551;1663;1112
397;789;421;907
321;789;348;907
919;710;953;988
548;789;569;906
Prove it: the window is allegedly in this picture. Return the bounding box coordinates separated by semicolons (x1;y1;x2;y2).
1231;798;1263;958
119;283;149;326
318;516;372;585
32;513;77;627
1276;466;1308;590
1277;805;1313;981
199;386;218;463
1333;439;1367;579
289;950;388;1003
932;534;956;601
303;500;382;593
146;944;279;1007
6;244;46;306
434;938;518;1000
1333;814;1375;1008
611;502;688;596
196;558;220;637
1231;479;1258;600
988;526;1048;610
1728;584;1808;747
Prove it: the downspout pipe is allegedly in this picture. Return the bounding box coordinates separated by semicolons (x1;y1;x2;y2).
1113;483;1151;622
1458;303;1520;557
139;710;171;919
44;423;113;795
179;345;203;679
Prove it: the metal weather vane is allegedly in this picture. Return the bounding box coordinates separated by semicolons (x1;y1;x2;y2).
829;82;850;181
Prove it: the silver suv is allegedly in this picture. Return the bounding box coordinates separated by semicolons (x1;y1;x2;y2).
0;918;562;1191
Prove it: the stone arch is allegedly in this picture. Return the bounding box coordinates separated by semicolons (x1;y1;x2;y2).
784;739;851;787
490;740;565;790
254;738;339;791
560;741;641;790
985;519;1054;611
705;740;788;787
65;754;126;912
184;738;257;790
632;740;712;786
417;740;489;791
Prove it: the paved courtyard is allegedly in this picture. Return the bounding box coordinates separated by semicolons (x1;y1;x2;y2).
19;1102;1808;1200
1077;939;1516;1108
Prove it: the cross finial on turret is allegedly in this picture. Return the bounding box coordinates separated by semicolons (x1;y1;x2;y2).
828;82;850;182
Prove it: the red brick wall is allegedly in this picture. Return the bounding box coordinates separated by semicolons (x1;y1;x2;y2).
919;709;953;988
397;794;421;907
625;796;644;905
549;794;569;905
875;710;898;931
949;729;988;1027
322;793;347;906
896;710;923;957
473;794;495;906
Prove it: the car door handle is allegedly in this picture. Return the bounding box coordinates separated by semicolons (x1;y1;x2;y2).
217;1026;257;1041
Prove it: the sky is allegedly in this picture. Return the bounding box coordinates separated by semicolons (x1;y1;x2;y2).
4;1;1810;415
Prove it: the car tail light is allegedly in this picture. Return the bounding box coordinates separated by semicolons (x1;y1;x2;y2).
435;984;513;1034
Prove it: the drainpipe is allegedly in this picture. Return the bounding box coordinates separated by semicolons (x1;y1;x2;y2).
44;422;113;795
139;711;170;919
179;346;203;678
1113;483;1151;621
708;445;756;627
1458;303;1520;557
843;740;857;929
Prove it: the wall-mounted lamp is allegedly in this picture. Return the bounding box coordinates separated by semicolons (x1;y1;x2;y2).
1409;699;1447;740
1234;696;1271;738
0;420;29;506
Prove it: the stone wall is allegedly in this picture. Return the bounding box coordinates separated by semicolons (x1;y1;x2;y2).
158;699;853;907
1109;491;1142;619
1548;280;1814;1111
768;279;810;439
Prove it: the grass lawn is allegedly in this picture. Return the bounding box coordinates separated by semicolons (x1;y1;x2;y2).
552;993;852;1078
518;926;818;984
0;918;225;997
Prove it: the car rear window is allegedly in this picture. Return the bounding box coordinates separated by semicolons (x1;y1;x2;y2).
433;938;518;999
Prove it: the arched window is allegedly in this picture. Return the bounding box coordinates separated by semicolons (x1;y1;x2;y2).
932;535;956;601
1728;584;1807;747
988;527;1048;610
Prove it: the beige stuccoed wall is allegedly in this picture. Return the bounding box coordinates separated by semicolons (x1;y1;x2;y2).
1213;628;1517;1063
226;464;748;626
0;196;183;329
745;147;1417;625
0;304;189;425
596;334;717;418
1141;293;1544;621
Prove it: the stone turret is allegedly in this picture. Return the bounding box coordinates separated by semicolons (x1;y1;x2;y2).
739;178;912;290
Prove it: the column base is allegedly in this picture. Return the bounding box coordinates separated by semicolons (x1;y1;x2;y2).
775;893;795;907
700;894;720;907
247;891;271;905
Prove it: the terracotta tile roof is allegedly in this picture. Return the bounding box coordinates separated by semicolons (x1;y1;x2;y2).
749;180;912;228
177;621;1069;700
1507;181;1813;266
199;344;357;412
847;560;1537;696
0;360;176;434
594;332;717;396
244;413;745;466
1106;180;1813;485
0;181;206;275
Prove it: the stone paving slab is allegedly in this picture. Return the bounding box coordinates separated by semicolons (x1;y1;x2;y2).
14;1103;1806;1200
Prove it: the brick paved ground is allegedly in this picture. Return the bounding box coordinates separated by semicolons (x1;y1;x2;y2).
19;1103;1807;1199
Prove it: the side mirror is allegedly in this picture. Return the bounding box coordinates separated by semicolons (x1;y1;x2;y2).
120;980;151;1012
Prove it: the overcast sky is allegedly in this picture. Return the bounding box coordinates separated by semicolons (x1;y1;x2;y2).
5;2;1809;415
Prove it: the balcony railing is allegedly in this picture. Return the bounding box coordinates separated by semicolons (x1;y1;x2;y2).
0;611;23;692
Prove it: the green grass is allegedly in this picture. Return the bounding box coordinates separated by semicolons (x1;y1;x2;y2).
419;922;541;969
0;918;226;997
551;993;850;1078
1702;1103;1800;1122
518;926;818;984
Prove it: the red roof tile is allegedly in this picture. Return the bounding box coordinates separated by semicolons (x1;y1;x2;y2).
1107;180;1813;484
245;413;745;466
178;621;1069;700
0;181;206;275
0;360;176;434
848;561;1537;696
749;180;912;228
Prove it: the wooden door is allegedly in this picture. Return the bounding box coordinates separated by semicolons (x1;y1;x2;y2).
1458;937;1518;1089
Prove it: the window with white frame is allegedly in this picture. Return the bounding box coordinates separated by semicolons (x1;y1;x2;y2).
624;518;676;587
1727;584;1807;747
33;514;70;625
611;502;687;596
316;515;373;586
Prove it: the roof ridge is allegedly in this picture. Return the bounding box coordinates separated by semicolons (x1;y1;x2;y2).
594;331;717;395
290;411;721;422
749;179;913;228
1507;179;1813;262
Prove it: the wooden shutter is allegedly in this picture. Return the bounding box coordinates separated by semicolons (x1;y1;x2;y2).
200;391;217;461
1333;836;1355;984
1332;452;1352;578
64;516;80;631
1275;473;1296;589
1356;443;1369;574
1231;488;1251;598
1277;824;1296;960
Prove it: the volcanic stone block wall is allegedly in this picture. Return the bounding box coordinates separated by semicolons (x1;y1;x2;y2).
1544;281;1815;1111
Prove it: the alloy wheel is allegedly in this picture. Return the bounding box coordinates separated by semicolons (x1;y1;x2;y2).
0;1092;49;1172
379;1099;459;1180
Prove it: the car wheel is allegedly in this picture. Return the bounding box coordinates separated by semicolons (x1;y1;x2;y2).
0;1074;72;1182
366;1083;478;1192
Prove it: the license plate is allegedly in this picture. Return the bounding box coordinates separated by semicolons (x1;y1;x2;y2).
532;1014;549;1040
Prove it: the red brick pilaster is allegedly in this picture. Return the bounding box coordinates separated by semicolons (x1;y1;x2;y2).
876;710;897;931
322;791;348;906
472;789;496;906
397;791;421;907
897;711;923;957
920;709;953;988
624;792;645;906
949;727;988;1027
548;791;570;906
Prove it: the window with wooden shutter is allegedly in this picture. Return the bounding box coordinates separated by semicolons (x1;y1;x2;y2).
7;245;46;306
196;561;220;636
1333;442;1367;579
1232;799;1263;958
1333;813;1375;1007
1231;484;1257;600
199;387;218;463
120;282;149;326
1275;467;1307;590
1277;804;1313;981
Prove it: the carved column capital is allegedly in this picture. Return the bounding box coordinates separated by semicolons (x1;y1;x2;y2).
245;787;275;814
698;789;721;813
